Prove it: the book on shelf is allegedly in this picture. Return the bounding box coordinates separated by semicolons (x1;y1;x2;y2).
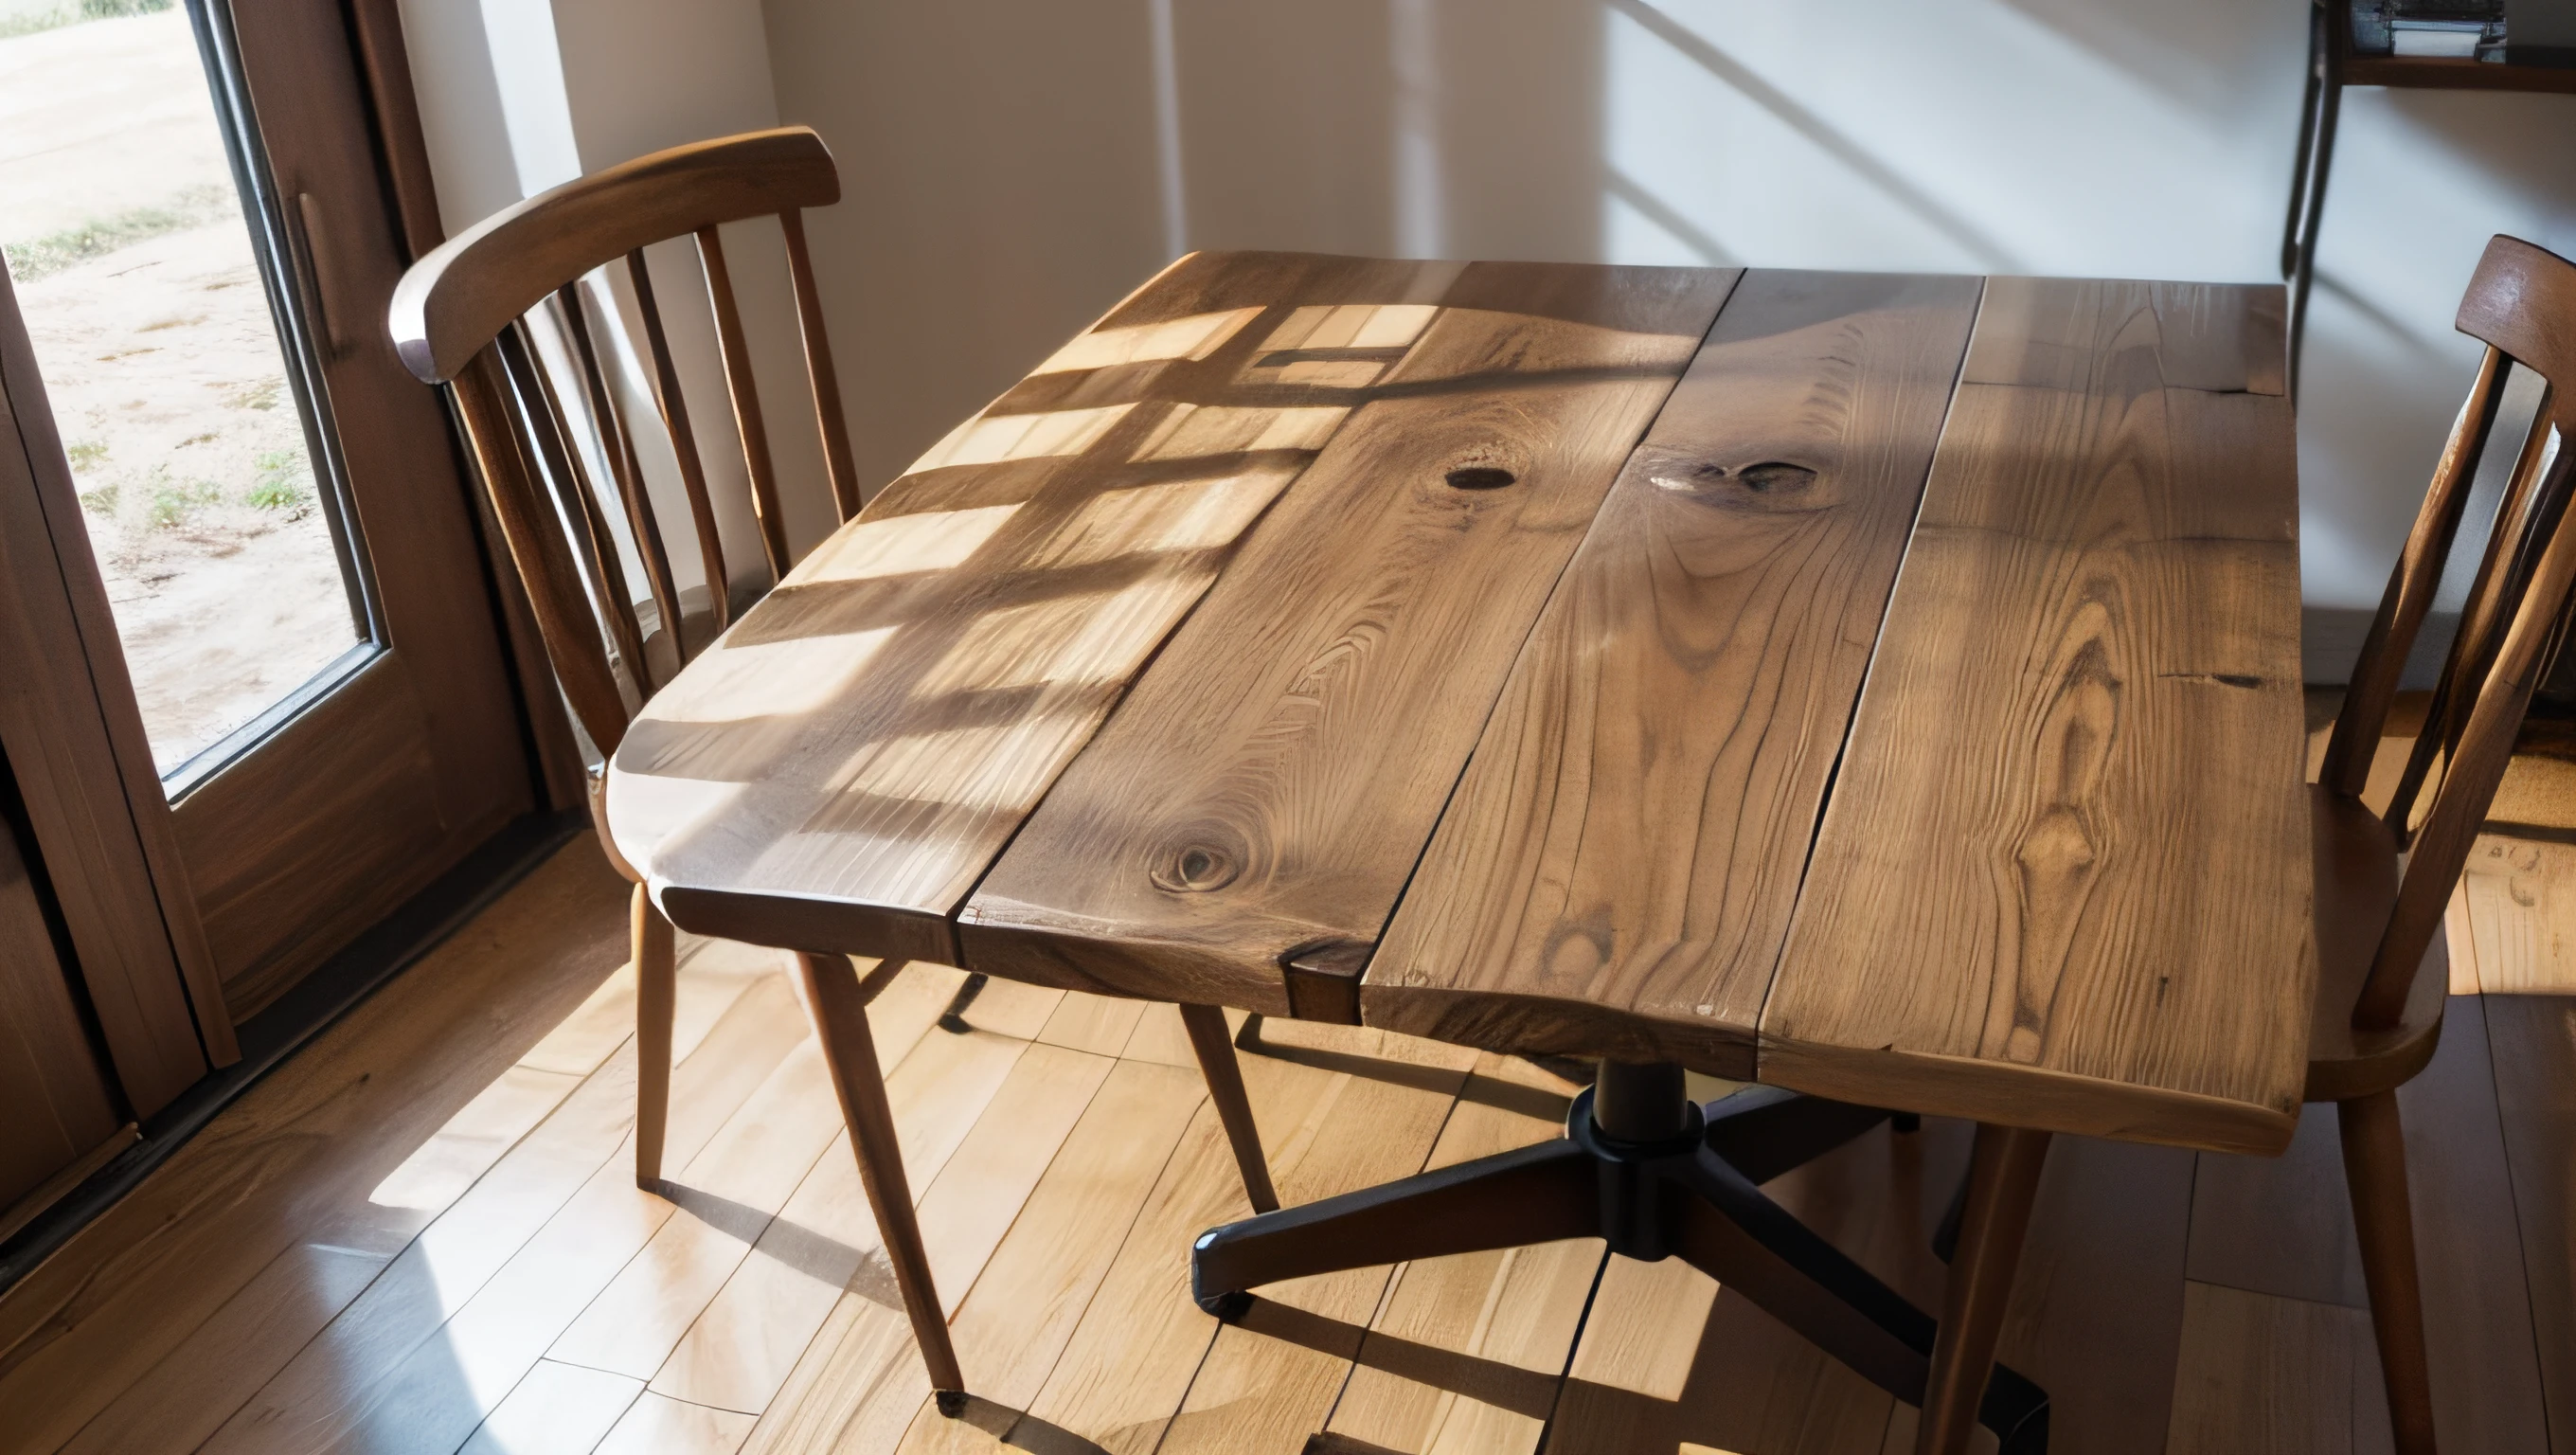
2349;0;2576;63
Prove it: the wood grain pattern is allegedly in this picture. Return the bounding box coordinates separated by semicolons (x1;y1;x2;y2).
1150;1028;1478;1455
1762;278;2311;1156
2186;1111;2372;1310
0;843;633;1455
2163;1281;2394;1455
2483;993;2576;1455
959;262;1735;1012
17;836;2576;1454
0;799;120;1222
1318;1055;1600;1455
2388;996;2551;1453
1363;270;1977;1076
2457;836;2576;994
195;977;809;1455
612;251;1463;962
598;1391;759;1455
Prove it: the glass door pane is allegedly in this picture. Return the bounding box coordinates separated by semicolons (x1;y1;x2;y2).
0;0;362;777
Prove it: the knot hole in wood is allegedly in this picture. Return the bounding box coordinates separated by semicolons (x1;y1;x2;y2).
1152;835;1244;893
1653;459;1818;495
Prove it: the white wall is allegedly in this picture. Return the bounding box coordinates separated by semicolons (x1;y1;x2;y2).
403;0;2576;674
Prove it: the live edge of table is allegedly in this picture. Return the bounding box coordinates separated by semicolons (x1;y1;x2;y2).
605;249;2313;1162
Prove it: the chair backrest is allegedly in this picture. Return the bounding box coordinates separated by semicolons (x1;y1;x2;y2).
2319;234;2576;1030
388;126;859;756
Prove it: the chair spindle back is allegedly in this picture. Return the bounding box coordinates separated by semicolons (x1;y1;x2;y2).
388;126;857;756
2318;234;2576;1030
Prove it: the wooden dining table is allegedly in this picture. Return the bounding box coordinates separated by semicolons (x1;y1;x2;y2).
604;251;2309;1454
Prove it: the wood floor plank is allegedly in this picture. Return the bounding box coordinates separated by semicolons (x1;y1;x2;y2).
550;1039;860;1380
960;262;1737;1015
363;1064;587;1214
599;1391;759;1455
1994;1134;2197;1455
1550;1119;1964;1455
46;934;777;1455
228;960;914;1455
2163;1282;2392;1455
1154;1031;1480;1454
870;1060;1214;1454
737;1299;923;1455
2398;997;2550;1454
2481;993;2576;1454
1365;270;1980;1078
912;1044;1115;1311
2446;878;2483;997
52;1242;390;1455
1002;1033;1427;1455
2186;1112;2370;1310
555;970;996;1383
1320;1055;1601;1455
1120;1001;1232;1069
456;1358;641;1455
0;844;633;1455
1036;991;1152;1058
1763;278;2310;1156
653;1043;1113;1412
613;252;1465;964
2460;836;2576;995
197;970;810;1455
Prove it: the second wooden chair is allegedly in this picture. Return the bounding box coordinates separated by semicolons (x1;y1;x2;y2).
2305;231;2576;1453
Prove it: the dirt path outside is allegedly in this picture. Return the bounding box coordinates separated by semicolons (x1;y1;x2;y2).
3;7;358;772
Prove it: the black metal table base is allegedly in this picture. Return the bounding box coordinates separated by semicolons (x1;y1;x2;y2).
1189;1070;2048;1452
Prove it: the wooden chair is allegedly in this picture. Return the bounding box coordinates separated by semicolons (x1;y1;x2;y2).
385;126;1279;1403
2308;232;2576;1453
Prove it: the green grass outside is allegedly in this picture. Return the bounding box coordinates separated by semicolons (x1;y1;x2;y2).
0;0;173;41
3;184;233;282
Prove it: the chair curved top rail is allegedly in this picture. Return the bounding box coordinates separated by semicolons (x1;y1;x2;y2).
390;126;838;384
2458;234;2576;422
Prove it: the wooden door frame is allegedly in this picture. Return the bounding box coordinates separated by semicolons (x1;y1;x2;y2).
346;0;586;815
0;0;586;1116
0;266;230;1114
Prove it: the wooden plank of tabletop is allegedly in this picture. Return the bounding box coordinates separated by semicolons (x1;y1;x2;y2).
608;250;1464;962
1760;276;2309;1156
1363;270;1981;1078
959;261;1737;1013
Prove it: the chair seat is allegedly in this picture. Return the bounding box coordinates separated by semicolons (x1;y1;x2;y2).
2304;784;2447;1105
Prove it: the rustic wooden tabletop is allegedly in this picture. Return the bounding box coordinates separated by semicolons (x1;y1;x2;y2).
607;250;2308;1160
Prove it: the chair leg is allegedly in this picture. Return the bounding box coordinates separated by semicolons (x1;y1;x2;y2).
632;886;675;1188
2339;1088;2439;1455
795;951;965;1398
1178;1003;1279;1213
1918;1123;2050;1455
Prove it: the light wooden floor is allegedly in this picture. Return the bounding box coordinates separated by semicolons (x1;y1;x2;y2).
3;827;2573;1455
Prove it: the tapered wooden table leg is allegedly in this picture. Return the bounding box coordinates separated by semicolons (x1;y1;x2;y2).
1918;1123;2050;1455
632;885;675;1187
795;952;965;1397
1179;1002;1279;1212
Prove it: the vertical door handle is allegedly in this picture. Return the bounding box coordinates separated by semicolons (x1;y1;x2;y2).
292;191;350;357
